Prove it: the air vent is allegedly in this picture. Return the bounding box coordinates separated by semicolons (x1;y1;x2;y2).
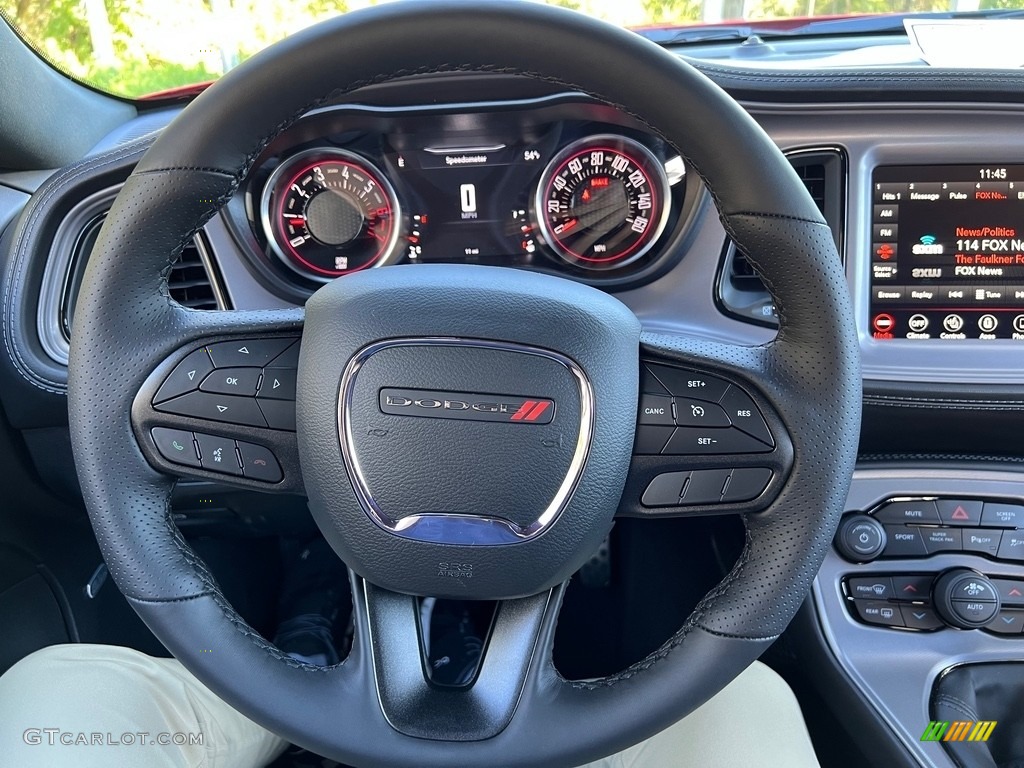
717;148;846;327
39;190;227;367
167;236;221;310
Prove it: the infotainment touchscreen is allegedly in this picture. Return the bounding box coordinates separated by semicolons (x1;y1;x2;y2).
870;164;1024;340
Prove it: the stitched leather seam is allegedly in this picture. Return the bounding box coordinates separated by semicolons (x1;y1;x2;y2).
3;136;155;393
694;63;1024;86
860;452;1024;464
865;399;1024;412
727;210;823;225
867;394;1024;405
933;693;979;721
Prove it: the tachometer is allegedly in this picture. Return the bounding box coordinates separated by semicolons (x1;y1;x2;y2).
535;135;671;269
260;149;402;281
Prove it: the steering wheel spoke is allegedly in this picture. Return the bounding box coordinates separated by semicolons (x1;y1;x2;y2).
619;333;793;518
131;308;304;491
356;577;562;742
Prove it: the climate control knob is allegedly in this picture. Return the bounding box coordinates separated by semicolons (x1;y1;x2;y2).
933;569;1001;629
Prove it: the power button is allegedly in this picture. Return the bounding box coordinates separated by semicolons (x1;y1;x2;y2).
836;514;887;562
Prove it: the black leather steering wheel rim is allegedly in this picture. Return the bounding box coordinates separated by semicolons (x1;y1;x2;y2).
67;2;861;766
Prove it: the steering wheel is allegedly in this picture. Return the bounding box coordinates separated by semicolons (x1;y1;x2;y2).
67;2;859;766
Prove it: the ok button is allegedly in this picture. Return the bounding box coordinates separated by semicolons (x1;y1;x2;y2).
200;367;262;397
638;394;675;426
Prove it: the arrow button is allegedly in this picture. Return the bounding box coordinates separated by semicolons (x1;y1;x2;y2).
207;338;296;368
154;392;267;427
257;367;297;401
154;348;215;404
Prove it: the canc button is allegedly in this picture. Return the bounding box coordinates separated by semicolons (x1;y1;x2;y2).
638;394;674;426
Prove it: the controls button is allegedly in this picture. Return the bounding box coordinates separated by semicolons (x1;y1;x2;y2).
882;525;928;558
951;600;999;625
992;578;1024;607
634;426;674;455
923;527;963;555
155;391;268;428
641;472;690;507
873;500;940;525
663;427;772;456
942;314;965;333
151;428;199;467
258;368;298;401
936;499;983;526
195;432;242;476
854;600;904;628
679;469;732;505
997;532;1024;562
837;516;887;562
982;502;1024;528
900;605;944;630
722;468;773;502
646;364;730;402
199;367;262;397
257;399;297;431
154;348;214;404
892;574;933;600
266;340;300;368
847;577;894;601
206;339;296;369
962;528;1001;557
637;394;674;426
986;610;1024;635
718;386;774;446
237;441;284;483
674;398;730;428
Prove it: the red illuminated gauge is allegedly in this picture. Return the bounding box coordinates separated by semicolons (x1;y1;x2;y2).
260;149;402;281
535;135;672;270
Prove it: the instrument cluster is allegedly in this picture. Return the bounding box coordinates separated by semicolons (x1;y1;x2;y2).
231;97;697;295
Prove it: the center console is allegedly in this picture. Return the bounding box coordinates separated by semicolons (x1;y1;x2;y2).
815;468;1024;768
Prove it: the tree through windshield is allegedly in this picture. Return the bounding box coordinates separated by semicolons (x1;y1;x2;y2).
0;0;1016;99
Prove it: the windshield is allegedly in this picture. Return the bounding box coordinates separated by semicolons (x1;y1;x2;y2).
0;1;1018;99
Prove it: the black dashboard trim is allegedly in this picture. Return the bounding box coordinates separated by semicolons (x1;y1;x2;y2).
688;60;1024;105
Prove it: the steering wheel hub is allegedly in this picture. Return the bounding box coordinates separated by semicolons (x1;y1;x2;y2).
299;264;638;598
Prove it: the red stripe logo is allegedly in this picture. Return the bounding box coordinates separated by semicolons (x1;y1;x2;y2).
510;401;552;422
